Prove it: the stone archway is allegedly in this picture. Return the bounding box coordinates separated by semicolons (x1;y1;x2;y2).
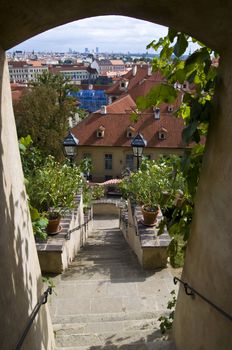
1;2;232;349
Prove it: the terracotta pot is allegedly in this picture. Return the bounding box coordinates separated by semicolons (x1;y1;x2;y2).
46;215;61;234
141;205;159;226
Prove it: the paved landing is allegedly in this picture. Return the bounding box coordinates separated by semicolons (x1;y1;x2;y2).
49;215;178;349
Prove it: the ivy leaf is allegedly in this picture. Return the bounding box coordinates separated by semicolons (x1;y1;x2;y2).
168;28;178;43
173;69;186;83
182;120;198;144
174;34;188;57
187;70;197;83
130;112;139;123
192;129;201;143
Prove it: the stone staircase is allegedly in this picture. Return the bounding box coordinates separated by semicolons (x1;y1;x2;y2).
49;215;176;350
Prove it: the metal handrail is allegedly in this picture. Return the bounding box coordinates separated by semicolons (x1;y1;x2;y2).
65;216;92;240
174;276;232;322
15;287;52;350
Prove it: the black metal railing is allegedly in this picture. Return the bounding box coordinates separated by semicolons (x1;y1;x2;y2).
174;276;232;322
65;216;92;240
15;287;52;350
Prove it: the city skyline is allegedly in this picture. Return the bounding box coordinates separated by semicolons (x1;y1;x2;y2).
10;16;169;53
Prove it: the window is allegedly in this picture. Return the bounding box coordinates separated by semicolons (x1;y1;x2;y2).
126;154;134;170
158;132;167;140
158;127;168;140
97;126;105;137
127;126;135;138
105;154;112;170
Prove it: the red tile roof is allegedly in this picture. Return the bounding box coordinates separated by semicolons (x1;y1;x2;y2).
106;65;165;98
96;94;136;114
71;111;185;149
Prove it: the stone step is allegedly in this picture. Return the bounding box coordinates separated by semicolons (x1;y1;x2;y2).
52;311;168;325
54;327;168;348
55;341;175;350
69;259;139;267
54;318;160;335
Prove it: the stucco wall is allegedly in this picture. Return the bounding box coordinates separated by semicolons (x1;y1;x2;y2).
173;52;232;350
0;49;54;350
76;146;183;182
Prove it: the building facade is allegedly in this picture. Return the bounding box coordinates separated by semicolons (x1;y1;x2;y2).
49;64;98;84
8;61;48;83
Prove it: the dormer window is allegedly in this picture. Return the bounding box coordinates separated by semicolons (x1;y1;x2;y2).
97;125;105;138
182;81;189;90
126;126;135;138
158;127;168;140
119;79;129;91
167;105;174;113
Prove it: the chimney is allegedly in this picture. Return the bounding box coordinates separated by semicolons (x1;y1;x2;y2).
68;117;73;128
147;65;152;76
100;105;107;115
153;107;160;120
132;65;137;76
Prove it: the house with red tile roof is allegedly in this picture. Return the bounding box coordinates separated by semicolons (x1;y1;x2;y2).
106;64;166;103
71;95;186;182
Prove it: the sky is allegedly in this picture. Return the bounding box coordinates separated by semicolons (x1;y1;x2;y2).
11;16;169;53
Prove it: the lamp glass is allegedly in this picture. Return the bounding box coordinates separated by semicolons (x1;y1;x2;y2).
64;145;76;157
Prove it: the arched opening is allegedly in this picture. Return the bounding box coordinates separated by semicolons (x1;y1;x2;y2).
1;3;232;350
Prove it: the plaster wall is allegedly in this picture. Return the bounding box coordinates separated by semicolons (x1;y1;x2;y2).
174;52;232;350
0;50;54;349
93;203;120;216
76;146;183;182
121;200;143;266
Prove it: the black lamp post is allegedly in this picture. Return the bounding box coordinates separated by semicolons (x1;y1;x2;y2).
131;133;147;170
63;131;79;166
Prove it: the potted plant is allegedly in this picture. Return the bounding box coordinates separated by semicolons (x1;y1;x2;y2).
27;156;83;234
120;157;185;226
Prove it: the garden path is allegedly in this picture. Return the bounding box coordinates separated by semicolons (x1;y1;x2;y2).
48;214;179;350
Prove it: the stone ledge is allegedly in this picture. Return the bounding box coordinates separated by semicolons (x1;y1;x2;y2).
36;198;92;274
134;206;172;249
120;201;172;270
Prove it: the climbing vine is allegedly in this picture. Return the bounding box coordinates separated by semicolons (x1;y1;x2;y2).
135;30;218;252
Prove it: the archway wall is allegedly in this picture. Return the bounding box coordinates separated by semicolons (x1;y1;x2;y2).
0;49;55;350
1;0;232;53
174;51;232;349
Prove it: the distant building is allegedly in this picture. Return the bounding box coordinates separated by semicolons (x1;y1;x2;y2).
91;59;126;77
8;61;48;83
49;64;98;84
70;89;108;113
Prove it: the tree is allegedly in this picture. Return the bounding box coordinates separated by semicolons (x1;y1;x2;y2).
14;72;78;160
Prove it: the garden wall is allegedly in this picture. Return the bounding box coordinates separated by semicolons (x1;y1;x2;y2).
120;200;171;269
37;195;93;274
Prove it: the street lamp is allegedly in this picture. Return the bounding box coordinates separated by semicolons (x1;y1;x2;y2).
131;133;147;170
63;131;79;166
